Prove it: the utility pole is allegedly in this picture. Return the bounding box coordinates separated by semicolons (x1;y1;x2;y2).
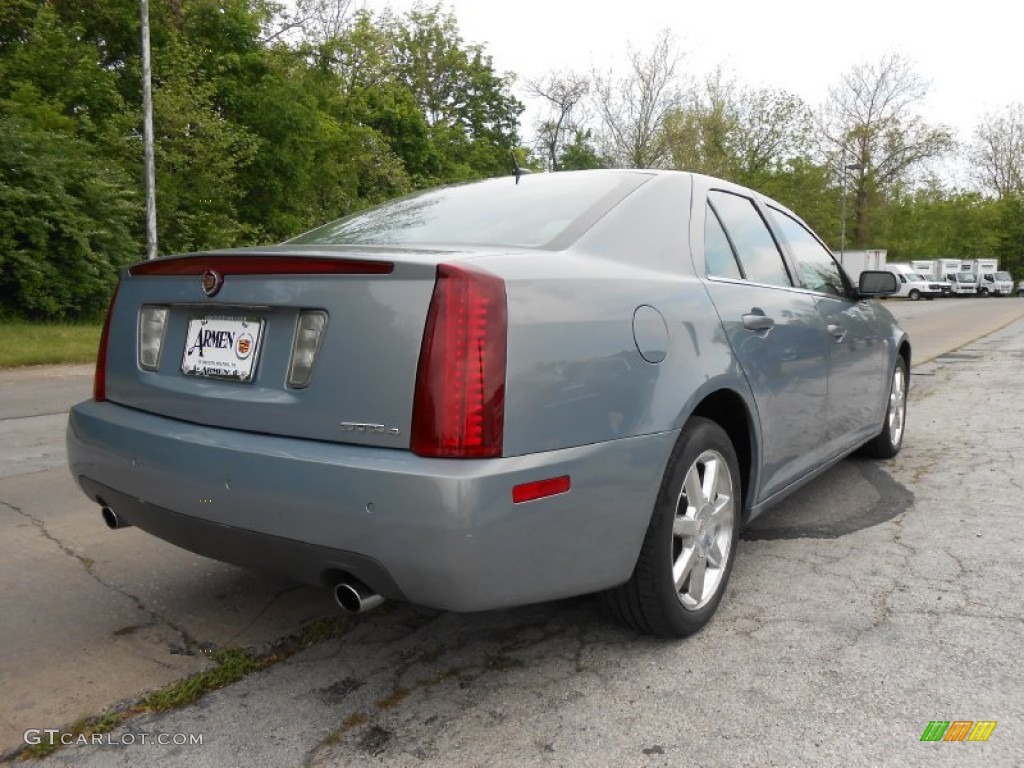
141;0;158;259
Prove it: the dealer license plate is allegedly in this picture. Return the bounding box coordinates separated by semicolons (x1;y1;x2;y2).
181;316;264;381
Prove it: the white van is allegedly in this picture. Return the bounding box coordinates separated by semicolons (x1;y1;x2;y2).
886;264;945;300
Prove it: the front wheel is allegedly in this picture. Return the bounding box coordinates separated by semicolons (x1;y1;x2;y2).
605;417;741;638
908;289;921;301
979;288;990;297
860;356;908;459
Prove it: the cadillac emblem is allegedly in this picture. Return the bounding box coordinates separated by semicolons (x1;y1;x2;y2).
201;269;223;297
234;331;254;359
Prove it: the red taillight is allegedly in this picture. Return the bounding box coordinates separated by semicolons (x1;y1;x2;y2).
411;263;507;458
93;280;120;401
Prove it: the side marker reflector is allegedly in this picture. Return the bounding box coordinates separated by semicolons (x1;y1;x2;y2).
512;475;571;504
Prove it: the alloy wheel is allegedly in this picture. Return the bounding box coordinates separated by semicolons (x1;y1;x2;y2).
887;364;907;448
671;449;735;611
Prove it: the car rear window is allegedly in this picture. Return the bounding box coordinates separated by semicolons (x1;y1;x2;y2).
287;172;651;250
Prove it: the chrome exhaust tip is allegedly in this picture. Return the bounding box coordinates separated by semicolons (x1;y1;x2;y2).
333;579;384;614
101;505;131;530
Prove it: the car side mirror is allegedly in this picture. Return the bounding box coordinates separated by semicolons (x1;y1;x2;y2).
858;270;899;296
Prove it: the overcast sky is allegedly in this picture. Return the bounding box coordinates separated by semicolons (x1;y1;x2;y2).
367;0;1020;148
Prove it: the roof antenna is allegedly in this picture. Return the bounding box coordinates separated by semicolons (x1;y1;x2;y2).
512;153;532;185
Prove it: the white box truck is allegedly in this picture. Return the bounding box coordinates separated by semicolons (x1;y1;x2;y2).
837;250;887;282
971;259;1015;296
935;259;978;295
909;260;953;295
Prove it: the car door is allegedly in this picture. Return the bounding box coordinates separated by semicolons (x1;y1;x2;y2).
699;190;830;501
765;206;891;457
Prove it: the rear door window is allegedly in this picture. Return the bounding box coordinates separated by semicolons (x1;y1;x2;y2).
704;203;743;280
708;191;792;287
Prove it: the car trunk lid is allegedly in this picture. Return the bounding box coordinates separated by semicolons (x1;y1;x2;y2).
101;247;447;450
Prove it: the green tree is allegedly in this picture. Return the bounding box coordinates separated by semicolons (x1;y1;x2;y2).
664;70;738;178
384;3;523;180
991;195;1024;278
757;158;836;245
591;29;684;168
880;188;1001;260
322;11;441;187
970;103;1024;198
662;70;829;239
0;3;141;318
149;40;260;253
0;2;132;143
526;71;589;172
820;53;955;248
559;129;606;171
0;110;140;318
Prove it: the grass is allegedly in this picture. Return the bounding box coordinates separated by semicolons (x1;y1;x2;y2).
0;321;102;367
137;648;275;713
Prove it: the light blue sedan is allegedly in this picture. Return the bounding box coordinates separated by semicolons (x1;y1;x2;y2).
67;170;908;638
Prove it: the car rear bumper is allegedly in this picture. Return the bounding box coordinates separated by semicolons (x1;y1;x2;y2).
67;401;676;612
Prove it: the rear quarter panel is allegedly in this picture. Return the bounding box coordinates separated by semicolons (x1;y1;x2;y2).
477;174;753;459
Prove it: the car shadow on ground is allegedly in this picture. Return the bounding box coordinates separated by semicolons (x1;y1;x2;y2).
741;457;914;541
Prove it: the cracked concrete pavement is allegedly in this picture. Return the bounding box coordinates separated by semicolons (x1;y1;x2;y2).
3;300;1023;766
0;367;337;757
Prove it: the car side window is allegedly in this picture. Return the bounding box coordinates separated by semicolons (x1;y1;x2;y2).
708;191;792;287
704;202;743;279
766;206;847;296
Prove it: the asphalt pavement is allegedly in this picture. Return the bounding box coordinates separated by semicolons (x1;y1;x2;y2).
2;300;1022;766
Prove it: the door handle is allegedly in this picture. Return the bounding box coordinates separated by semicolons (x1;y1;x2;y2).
827;323;847;341
742;311;775;332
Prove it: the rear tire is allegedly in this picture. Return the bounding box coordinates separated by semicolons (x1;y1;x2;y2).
860;356;908;459
605;417;741;638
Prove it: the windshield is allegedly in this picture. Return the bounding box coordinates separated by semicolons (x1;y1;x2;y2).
287;172;651;249
955;273;975;283
995;271;1012;281
905;273;924;282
